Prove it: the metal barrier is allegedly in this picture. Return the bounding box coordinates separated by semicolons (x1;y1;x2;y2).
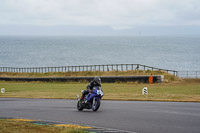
0;64;178;76
0;75;164;83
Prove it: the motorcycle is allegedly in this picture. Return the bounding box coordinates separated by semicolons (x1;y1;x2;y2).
76;86;103;111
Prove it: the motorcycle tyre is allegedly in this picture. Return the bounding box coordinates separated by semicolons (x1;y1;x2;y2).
92;98;100;112
77;101;84;111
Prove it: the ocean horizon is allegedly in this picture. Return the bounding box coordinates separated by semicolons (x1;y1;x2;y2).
1;35;200;71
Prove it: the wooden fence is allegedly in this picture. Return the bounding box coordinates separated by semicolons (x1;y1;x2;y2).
0;64;178;76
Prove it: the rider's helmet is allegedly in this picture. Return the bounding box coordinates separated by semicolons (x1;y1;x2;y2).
94;76;101;85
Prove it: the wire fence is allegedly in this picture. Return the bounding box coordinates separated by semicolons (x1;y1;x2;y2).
0;64;178;76
177;71;200;78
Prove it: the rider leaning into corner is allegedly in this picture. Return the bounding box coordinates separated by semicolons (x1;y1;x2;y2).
81;76;101;103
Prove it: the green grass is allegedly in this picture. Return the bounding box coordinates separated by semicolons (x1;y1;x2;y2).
0;119;85;133
0;80;200;102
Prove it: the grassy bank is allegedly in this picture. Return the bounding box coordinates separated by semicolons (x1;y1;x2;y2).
0;79;200;102
0;119;85;133
0;70;177;82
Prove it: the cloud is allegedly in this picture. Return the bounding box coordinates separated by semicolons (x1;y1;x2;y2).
0;0;200;29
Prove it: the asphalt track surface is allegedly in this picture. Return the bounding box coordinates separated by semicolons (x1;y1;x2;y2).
0;98;200;133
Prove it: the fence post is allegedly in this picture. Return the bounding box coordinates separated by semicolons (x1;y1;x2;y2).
136;64;139;70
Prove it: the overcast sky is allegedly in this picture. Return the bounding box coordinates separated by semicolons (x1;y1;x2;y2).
0;0;200;36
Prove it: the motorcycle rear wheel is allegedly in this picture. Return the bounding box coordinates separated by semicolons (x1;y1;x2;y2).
77;101;84;111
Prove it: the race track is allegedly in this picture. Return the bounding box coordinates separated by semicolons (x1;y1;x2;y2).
0;98;200;133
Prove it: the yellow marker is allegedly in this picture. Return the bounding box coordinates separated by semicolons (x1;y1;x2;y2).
55;124;91;129
8;118;36;122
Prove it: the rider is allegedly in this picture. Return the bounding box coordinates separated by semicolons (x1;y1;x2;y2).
81;76;101;102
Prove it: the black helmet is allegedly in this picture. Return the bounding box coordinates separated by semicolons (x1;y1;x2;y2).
94;76;101;84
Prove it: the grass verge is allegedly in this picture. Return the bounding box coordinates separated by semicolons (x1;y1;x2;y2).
0;119;85;133
0;79;200;102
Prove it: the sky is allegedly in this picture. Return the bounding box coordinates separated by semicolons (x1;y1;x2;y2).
0;0;200;36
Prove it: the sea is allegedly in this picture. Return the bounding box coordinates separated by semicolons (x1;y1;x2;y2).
0;35;200;71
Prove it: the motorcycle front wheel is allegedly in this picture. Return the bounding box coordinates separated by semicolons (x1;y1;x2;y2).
92;98;100;111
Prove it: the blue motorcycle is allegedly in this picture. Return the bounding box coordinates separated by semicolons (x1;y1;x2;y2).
77;86;103;111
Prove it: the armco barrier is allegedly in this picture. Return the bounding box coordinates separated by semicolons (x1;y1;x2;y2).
0;75;164;83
